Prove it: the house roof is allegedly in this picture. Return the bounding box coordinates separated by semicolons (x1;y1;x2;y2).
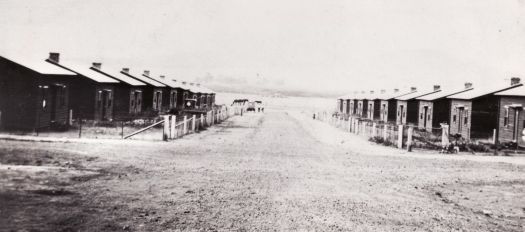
1;55;76;76
494;85;525;97
448;83;524;100
142;74;215;94
396;88;440;101
121;71;166;87
46;60;119;83
417;87;474;101
90;67;146;86
145;75;186;89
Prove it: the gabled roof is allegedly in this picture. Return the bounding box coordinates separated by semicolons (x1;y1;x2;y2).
46;60;119;83
1;54;75;76
417;87;473;101
494;85;525;97
90;67;146;86
121;71;166;87
396;88;440;101
448;83;523;100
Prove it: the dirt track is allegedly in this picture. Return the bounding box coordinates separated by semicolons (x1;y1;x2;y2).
1;111;524;231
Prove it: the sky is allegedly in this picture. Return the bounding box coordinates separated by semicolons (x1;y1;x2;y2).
1;0;524;97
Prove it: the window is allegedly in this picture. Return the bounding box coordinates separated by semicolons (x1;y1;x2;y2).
504;108;509;127
420;113;423;120
464;110;468;125
453;115;457;123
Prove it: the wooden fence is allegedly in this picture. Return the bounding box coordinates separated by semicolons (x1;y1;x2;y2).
314;112;449;152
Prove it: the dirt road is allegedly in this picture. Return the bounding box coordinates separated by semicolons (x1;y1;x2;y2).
1;111;524;231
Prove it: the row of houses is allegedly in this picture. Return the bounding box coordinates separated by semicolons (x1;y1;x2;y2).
336;78;525;146
0;52;216;130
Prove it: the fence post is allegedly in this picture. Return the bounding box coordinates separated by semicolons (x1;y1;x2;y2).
383;124;388;141
397;124;404;149
492;129;497;144
372;123;377;137
183;115;187;135
78;117;82;138
441;123;450;147
355;120;360;135
192;115;196;132
163;115;170;141
407;126;413;152
69;109;73;126
170;115;176;139
200;114;204;128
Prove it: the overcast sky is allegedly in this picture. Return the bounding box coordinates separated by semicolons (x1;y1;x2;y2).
1;0;524;95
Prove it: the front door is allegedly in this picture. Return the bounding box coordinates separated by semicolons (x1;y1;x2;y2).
49;86;58;121
457;108;464;133
101;91;108;121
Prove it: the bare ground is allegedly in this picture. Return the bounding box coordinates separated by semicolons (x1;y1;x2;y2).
0;111;524;231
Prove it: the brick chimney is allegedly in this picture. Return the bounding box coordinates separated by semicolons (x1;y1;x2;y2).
370;90;374;94
464;82;473;89
92;62;102;70
411;87;417;92
394;89;399;93
182;81;187;85
143;70;150;76
511;77;521;85
380;89;386;94
122;68;130;73
433;85;440;91
196;83;201;87
48;52;60;63
159;75;165;79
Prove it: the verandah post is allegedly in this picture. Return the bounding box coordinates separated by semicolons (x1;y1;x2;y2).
372;123;377;137
200;114;204;128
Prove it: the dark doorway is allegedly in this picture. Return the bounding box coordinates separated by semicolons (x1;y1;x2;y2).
423;106;428;128
513;109;521;141
101;91;108;121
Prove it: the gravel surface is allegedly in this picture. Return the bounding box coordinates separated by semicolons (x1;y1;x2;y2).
0;110;524;231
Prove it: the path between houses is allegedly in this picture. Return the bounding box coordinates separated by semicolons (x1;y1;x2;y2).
0;111;524;231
